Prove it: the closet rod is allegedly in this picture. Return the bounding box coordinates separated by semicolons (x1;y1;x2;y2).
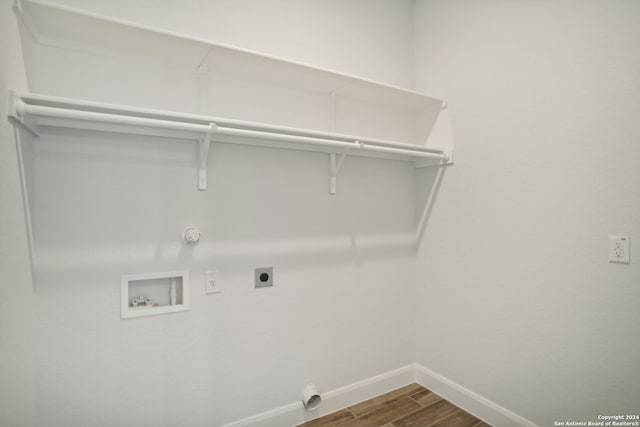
16;92;447;155
16;101;449;161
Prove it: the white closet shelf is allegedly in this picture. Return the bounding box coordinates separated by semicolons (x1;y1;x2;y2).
15;0;445;110
9;0;454;271
10;0;452;194
9;91;452;191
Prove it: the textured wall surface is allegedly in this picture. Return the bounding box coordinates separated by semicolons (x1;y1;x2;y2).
414;1;640;425
0;2;34;426
13;1;420;425
6;1;639;425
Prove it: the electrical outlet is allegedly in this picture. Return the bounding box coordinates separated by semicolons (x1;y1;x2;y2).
609;236;630;264
205;270;221;294
254;267;273;288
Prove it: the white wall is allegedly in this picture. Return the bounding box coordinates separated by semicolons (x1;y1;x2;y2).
15;1;419;426
414;1;640;425
12;1;639;425
48;0;415;89
0;1;34;426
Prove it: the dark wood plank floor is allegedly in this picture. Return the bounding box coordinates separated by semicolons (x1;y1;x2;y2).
297;383;491;427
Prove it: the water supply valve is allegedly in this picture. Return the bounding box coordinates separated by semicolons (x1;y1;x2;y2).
182;226;201;244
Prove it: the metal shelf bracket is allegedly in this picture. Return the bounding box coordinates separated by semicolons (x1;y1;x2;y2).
7;91;39;137
329;152;347;195
198;123;215;190
414;150;453;169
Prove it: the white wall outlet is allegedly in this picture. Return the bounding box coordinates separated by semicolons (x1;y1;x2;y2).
609;236;630;264
205;270;221;294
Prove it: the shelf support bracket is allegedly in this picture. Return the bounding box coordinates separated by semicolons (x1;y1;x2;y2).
328;80;353;132
330;91;337;132
329;152;346;195
7;91;39;137
413;150;453;169
198;123;215;190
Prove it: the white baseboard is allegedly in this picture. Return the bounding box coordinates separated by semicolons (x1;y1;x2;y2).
413;364;538;427
221;364;415;427
222;364;537;427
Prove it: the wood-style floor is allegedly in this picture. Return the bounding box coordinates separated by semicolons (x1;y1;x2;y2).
297;383;491;427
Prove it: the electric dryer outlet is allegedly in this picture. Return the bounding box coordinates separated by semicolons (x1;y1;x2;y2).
255;267;273;288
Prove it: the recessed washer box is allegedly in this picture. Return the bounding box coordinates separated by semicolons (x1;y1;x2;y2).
121;270;190;319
